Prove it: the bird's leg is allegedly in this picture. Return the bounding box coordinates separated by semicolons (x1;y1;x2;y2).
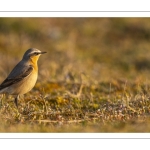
14;95;19;108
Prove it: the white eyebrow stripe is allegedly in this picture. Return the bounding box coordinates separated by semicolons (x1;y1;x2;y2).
30;51;42;55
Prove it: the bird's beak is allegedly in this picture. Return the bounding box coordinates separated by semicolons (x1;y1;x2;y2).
41;52;47;54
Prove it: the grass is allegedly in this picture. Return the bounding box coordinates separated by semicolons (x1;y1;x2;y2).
1;18;150;132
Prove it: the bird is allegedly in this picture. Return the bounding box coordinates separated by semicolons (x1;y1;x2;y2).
0;48;47;107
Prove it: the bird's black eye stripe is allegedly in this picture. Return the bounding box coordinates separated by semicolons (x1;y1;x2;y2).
34;52;39;55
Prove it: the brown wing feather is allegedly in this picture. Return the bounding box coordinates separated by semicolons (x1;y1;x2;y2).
0;65;33;90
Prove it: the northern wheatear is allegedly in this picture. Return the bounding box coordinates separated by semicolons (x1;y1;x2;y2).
0;48;47;107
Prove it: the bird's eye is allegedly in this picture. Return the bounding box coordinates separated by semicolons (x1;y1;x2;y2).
34;52;39;55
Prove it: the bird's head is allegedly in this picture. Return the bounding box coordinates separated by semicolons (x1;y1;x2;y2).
23;48;47;63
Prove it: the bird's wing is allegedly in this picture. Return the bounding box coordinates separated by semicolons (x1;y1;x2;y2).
0;65;33;90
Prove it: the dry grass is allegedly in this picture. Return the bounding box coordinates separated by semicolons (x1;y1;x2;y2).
1;18;150;132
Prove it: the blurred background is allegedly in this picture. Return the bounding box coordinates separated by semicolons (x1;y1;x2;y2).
1;18;150;132
0;18;150;84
